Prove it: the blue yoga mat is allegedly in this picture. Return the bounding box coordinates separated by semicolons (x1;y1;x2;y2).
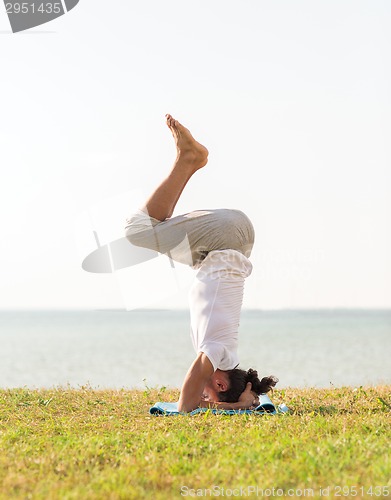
149;394;289;416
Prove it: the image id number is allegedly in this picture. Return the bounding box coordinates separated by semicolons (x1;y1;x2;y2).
334;485;390;497
5;3;62;14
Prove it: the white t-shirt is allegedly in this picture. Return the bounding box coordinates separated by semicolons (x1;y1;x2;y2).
189;249;253;371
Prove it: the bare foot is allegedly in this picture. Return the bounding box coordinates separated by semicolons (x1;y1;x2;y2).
166;114;209;169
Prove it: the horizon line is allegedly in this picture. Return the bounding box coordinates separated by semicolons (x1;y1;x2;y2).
1;307;391;313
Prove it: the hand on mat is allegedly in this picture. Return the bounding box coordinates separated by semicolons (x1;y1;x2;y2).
238;382;260;409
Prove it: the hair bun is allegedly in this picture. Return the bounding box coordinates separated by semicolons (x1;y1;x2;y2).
260;375;279;393
246;368;258;379
244;370;279;395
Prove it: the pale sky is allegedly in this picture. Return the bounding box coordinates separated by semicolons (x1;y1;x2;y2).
0;0;390;310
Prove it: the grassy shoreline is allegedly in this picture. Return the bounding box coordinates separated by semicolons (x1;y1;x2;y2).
1;386;390;499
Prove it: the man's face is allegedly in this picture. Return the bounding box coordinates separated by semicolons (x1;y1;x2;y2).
201;382;219;402
201;370;229;403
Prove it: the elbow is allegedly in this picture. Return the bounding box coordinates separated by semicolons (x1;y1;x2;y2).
177;399;199;414
177;403;187;413
177;403;191;413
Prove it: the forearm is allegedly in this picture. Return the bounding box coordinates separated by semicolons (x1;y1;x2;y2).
199;385;260;411
199;401;246;410
177;353;214;413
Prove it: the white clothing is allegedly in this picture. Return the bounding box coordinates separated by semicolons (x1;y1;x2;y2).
125;208;255;268
189;249;253;371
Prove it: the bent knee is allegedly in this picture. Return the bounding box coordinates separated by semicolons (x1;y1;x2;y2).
124;225;153;248
124;225;139;244
124;211;158;239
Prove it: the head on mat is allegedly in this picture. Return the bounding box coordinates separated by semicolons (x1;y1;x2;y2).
202;369;278;403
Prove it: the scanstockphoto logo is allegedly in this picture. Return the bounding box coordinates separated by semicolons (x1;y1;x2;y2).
4;0;79;33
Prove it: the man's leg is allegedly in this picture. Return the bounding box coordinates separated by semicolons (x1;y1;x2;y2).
142;114;209;221
125;115;254;265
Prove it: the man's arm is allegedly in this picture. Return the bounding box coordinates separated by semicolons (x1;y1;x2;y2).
177;352;214;413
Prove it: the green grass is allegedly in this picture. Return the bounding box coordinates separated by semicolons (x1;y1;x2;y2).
0;386;390;499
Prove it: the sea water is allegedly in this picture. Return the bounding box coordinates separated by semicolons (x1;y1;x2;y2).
0;309;390;389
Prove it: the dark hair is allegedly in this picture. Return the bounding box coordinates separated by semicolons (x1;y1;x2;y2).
217;369;278;403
